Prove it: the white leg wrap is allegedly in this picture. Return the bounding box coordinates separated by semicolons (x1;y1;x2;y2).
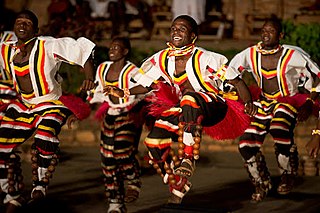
31;185;47;198
277;154;291;174
183;132;195;146
246;156;261;181
38;167;48;180
107;203;124;213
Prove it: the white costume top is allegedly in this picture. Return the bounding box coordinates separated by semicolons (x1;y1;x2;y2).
134;46;229;95
227;44;320;98
90;61;145;114
0;36;95;104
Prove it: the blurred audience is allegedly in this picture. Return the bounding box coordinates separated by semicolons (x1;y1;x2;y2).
171;0;206;25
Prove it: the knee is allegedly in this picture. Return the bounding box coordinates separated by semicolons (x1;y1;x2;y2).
239;146;260;161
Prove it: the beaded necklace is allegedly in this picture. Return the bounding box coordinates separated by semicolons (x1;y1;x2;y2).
10;37;37;62
167;37;197;57
256;41;282;55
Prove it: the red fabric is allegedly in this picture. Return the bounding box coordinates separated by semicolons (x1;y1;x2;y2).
184;145;193;155
146;82;251;140
94;102;110;121
59;94;91;120
203;99;251;140
248;85;320;116
145;82;180;118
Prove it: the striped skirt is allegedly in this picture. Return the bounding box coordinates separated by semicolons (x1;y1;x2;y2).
0;99;72;153
100;110;142;202
239;98;298;160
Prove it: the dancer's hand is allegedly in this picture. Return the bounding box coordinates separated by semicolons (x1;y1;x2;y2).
244;102;257;116
67;114;78;129
103;86;124;98
80;79;96;91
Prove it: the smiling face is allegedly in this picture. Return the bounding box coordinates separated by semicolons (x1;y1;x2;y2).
170;18;196;48
108;40;129;62
260;21;283;50
13;12;38;42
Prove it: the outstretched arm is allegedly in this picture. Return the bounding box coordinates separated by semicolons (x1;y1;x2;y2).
104;84;152;98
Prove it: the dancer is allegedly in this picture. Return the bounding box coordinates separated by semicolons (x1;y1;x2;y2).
227;17;320;202
104;15;253;204
89;37;146;213
0;10;96;212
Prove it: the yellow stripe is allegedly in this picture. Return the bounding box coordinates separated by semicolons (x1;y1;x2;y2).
194;51;214;92
138;68;145;74
257;108;268;115
144;137;172;146
0;138;25;143
272;117;291;126
14;109;66;123
14;65;29;72
99;63;107;83
37;40;46;94
279;50;294;96
275;103;297;114
263;91;281;99
260;100;276;106
38;125;56;134
251;122;266;129
4;45;11;73
163;107;182;113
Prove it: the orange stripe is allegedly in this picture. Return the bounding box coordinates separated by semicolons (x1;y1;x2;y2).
280;49;294;96
159;50;171;82
198;92;210;102
180;99;200;108
154;122;177;133
161;110;181;117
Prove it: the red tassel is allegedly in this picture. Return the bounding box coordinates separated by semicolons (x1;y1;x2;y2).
203;99;251;140
145;82;180;118
94;102;110;121
59;94;91;120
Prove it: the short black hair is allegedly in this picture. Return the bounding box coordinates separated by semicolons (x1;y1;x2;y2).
264;15;283;34
173;15;199;36
16;10;39;31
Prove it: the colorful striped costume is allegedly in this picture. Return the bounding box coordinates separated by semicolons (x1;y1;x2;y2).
132;46;248;200
134;46;229;148
89;61;145;206
227;44;320;188
0;36;95;204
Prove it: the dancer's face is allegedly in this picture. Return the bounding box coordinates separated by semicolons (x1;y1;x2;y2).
170;18;195;48
14;14;37;42
261;22;283;50
108;40;128;62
